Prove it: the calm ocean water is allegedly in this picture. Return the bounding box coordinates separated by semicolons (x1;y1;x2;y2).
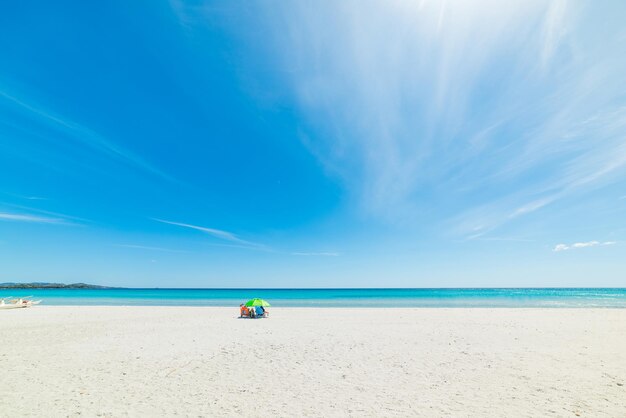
2;288;626;308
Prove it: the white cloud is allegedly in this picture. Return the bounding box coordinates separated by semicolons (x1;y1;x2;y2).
553;241;616;252
573;241;599;248
553;244;569;252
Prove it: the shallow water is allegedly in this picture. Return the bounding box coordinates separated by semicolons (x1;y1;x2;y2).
2;288;626;307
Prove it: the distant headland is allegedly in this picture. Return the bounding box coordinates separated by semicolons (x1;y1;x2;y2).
0;282;113;289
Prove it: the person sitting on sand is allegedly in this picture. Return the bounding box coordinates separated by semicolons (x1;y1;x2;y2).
240;304;250;318
255;306;265;318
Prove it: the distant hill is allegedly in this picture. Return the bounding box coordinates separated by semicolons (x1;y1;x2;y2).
0;282;113;289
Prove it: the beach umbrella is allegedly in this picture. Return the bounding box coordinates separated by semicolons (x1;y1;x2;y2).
245;298;271;307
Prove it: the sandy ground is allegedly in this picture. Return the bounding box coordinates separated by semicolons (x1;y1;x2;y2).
1;307;625;417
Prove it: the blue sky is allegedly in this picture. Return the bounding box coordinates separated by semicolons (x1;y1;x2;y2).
1;0;625;287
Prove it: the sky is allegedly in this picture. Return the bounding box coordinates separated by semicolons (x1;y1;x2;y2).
1;0;625;287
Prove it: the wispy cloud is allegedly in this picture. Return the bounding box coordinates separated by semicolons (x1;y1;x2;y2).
200;243;279;255
472;237;534;243
152;218;338;255
190;0;626;236
553;241;617;252
0;211;67;224
154;218;245;243
291;251;340;257
115;244;188;253
1;192;48;201
540;0;568;71
153;218;267;250
0;203;89;225
228;1;565;219
0;91;175;183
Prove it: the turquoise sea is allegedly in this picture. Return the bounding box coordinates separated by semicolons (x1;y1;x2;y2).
2;288;626;308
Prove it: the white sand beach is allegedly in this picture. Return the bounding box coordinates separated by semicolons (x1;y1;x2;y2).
1;307;625;417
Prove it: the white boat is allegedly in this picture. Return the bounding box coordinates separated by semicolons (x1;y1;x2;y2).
0;297;42;309
0;299;24;309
